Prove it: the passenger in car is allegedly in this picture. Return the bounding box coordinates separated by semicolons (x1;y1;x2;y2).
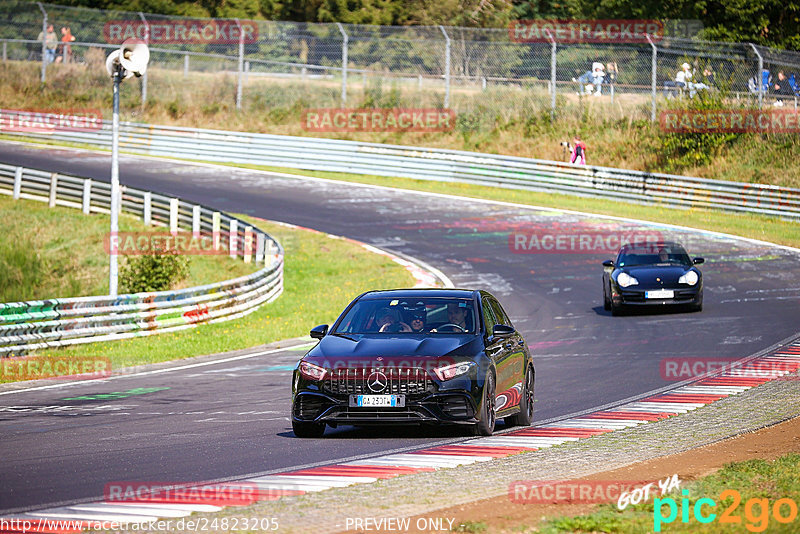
376;307;411;333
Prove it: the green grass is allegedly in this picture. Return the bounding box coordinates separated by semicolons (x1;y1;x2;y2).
538;453;800;533
0;195;257;302
2;60;799;187
230;164;800;250
19;217;415;376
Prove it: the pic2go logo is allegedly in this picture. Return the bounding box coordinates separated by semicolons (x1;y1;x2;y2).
654;489;798;532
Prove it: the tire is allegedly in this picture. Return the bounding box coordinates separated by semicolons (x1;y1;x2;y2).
603;283;611;311
292;420;326;438
473;371;496;436
507;366;534;427
610;299;623;316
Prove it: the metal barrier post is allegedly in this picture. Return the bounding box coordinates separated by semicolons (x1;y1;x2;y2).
138;12;149;106
2;41;6;62
256;233;265;263
192;205;201;236
544;29;556;120
336;22;348;105
13;167;22;199
212;211;221;250
184;54;189;78
169;198;179;234
37;2;47;83
82;179;91;214
439;26;451;108
229;219;238;258
244;60;249;83
236;19;244;110
646;34;657;122
749;43;764;109
143;192;152;225
243;226;253;263
49;172;57;207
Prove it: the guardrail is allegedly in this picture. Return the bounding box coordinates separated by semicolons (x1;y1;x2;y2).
0;162;284;357
2;111;799;220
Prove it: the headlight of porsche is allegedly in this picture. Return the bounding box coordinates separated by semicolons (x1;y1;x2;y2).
679;270;699;286
434;361;476;381
616;272;639;288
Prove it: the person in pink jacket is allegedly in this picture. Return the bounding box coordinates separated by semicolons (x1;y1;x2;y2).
570;135;587;165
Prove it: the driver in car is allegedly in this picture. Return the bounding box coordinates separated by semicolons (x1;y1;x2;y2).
433;302;469;332
409;311;427;333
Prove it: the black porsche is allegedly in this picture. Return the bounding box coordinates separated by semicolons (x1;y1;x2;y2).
602;241;704;315
291;288;535;437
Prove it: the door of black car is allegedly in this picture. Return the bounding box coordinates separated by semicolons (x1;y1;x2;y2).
481;296;515;409
487;296;525;408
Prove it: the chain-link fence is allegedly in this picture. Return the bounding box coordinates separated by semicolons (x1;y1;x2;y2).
2;2;800;121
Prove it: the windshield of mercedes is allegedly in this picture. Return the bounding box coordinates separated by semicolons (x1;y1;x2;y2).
333;297;477;334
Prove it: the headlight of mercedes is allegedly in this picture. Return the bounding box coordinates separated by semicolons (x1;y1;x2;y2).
434;361;476;381
616;272;639;288
679;270;699;285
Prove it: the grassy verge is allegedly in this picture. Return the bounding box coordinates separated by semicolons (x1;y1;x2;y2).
1;61;799;186
539;453;800;533
15;217;415;378
233;163;800;250
0;195;258;302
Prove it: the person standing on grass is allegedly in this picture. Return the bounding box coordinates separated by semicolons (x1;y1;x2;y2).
37;24;58;64
570;136;587;165
60;26;75;64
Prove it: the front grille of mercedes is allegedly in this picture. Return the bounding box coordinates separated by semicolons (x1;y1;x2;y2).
324;367;432;396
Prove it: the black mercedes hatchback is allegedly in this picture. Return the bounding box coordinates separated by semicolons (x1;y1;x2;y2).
291;289;534;437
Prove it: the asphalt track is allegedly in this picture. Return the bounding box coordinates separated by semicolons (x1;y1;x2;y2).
2;141;800;513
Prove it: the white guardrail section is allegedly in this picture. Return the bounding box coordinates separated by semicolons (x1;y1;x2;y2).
0;162;284;357
3;111;800;219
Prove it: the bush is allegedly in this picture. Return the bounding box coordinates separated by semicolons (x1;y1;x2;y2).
120;250;189;294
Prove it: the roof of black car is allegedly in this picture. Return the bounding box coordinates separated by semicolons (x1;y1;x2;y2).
619;241;686;252
359;288;477;300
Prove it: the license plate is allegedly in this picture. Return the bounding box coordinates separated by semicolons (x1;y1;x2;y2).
646;289;674;299
350;395;405;407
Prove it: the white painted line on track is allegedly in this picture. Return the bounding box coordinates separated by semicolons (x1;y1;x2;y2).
66;503;192;518
0;344;314;397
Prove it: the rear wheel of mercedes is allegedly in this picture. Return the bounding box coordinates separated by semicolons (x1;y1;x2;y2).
473;372;496;436
507;366;534;427
292;420;326;438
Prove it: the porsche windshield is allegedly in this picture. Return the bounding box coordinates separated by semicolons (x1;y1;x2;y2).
617;244;692;268
333;297;477;334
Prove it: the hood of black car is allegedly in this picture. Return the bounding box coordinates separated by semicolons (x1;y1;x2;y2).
304;334;479;366
621;265;693;286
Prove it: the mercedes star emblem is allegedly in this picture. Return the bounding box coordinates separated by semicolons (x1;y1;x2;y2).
367;371;388;393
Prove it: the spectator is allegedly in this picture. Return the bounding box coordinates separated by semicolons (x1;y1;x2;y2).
689;67;714;97
60;26;76;64
772;71;794;106
748;69;771;95
573;61;605;96
570;135;586;165
37;24;58;65
604;62;618;86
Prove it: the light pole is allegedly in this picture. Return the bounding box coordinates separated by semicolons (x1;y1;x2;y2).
105;39;149;297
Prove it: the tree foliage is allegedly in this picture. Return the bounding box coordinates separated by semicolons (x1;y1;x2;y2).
42;0;800;49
